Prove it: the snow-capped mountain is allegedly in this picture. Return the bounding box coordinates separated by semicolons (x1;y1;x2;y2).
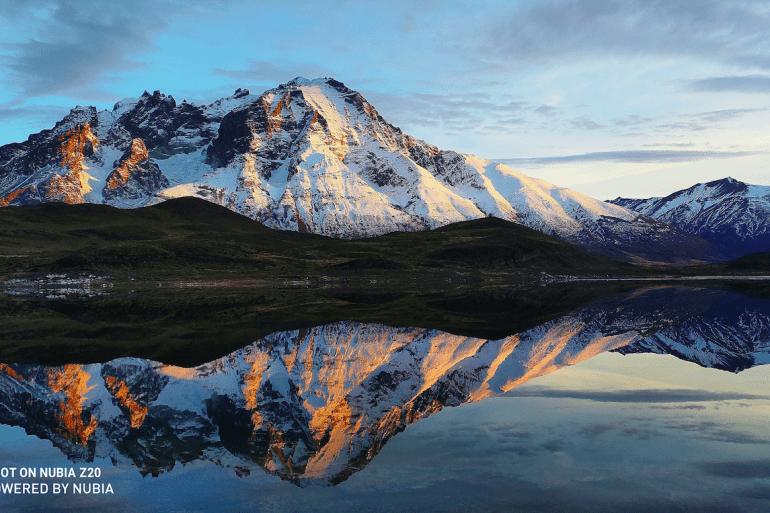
0;78;714;263
0;287;767;485
609;177;770;258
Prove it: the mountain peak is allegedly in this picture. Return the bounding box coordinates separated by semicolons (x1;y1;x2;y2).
278;77;352;94
283;76;334;87
137;90;175;107
609;176;770;258
0;78;719;264
53;106;98;136
232;87;249;99
112;97;139;114
700;176;749;195
707;176;744;187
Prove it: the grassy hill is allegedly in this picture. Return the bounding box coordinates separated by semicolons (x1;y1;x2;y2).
0;197;640;283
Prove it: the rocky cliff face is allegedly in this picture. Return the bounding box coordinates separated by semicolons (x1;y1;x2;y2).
609;177;770;258
0;287;767;485
0;78;716;263
0;107;101;206
103;138;169;205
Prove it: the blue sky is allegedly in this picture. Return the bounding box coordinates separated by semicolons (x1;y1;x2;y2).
1;0;769;199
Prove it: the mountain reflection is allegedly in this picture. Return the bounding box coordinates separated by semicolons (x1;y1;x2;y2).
1;286;769;485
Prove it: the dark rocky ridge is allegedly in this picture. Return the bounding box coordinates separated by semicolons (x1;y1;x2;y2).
106;90;216;156
103;139;170;202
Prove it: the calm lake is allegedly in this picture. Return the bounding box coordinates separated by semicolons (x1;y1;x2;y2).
1;285;769;512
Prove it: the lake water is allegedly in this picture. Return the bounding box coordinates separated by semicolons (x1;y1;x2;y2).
1;285;769;512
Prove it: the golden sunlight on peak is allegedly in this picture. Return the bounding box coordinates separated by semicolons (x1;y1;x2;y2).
47;365;98;446
105;375;148;429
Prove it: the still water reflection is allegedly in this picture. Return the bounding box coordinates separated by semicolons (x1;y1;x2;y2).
1;286;769;511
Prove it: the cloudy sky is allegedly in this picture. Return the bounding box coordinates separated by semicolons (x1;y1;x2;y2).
1;0;769;199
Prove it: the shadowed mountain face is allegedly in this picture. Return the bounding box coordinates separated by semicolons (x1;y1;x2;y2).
0;78;715;263
0;287;768;485
610;177;770;258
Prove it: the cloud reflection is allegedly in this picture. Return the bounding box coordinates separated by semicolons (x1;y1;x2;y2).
701;460;770;478
503;387;768;403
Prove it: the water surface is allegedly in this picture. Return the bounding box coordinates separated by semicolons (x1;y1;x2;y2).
1;286;769;512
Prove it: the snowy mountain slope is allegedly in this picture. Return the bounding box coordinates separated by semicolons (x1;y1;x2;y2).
610;177;770;258
0;78;715;263
0;287;767;484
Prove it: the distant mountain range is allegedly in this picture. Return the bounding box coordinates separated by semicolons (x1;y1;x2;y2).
609;177;770;258
0;78;716;264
